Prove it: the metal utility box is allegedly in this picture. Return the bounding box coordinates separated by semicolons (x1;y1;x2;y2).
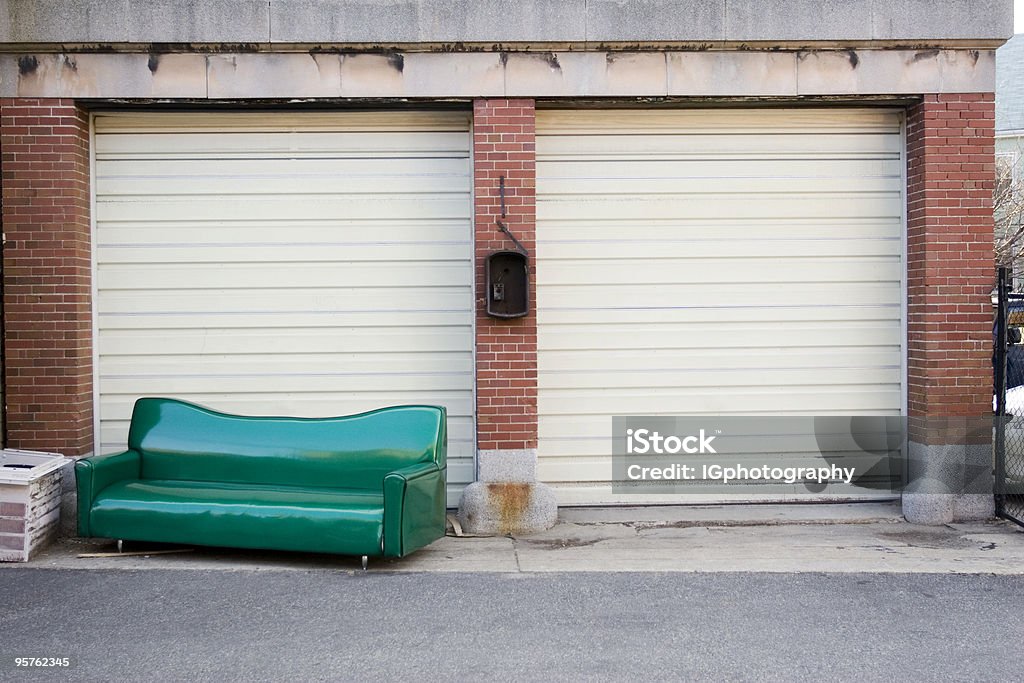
485;250;529;319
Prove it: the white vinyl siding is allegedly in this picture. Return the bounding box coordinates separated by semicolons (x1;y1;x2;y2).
93;112;474;506
536;108;905;505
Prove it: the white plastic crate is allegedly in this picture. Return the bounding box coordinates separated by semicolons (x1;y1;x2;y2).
0;449;68;562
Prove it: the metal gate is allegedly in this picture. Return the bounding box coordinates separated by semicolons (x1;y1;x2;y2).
994;266;1024;527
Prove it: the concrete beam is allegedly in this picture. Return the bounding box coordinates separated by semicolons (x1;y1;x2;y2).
2;0;270;44
0;0;1013;49
724;0;873;43
871;0;1014;42
584;1;727;43
0;49;995;99
270;0;588;44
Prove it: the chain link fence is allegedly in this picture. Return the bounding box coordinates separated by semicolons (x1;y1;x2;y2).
995;267;1024;527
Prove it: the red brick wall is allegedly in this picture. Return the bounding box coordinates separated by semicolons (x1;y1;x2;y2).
0;94;996;459
906;93;995;439
473;99;538;451
0;98;93;456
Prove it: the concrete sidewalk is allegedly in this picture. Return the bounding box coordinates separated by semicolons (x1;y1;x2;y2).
7;502;1024;574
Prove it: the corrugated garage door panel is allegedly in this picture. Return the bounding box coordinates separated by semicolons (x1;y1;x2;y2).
94;111;475;506
536;108;904;505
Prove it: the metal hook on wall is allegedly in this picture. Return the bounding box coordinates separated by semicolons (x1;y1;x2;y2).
496;174;528;256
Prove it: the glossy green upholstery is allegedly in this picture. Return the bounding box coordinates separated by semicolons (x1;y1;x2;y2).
76;398;447;558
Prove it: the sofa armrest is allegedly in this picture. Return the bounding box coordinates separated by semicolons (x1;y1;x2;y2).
382;462;446;558
75;450;141;537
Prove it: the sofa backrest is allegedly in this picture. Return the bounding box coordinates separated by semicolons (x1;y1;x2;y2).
128;398;446;491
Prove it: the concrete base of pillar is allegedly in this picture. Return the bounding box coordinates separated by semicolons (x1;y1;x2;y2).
902;440;995;525
59;459;78;537
902;492;995;525
457;481;558;535
952;493;996;521
902;492;955;525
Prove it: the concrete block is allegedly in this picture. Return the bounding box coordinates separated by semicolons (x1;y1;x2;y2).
794;49;993;95
585;0;725;43
0;46;999;99
504;52;588;97
207;51;504;100
940;49;996;93
477;449;537;483
953;493;995;521
0;55;17;97
602;52;670;95
903;440;993;525
415;0;587;43
2;0;90;43
858;49;939;94
906;441;975;494
145;53;211;97
504;51;662;97
668;51;797;96
796;50;857;95
270;0;587;44
270;0;419;44
59;459;77;537
0;0;1013;47
112;0;270;43
399;52;505;97
871;0;1013;41
902;492;954;525
337;54;404;97
726;0;872;43
10;53;208;98
208;53;343;99
2;0;271;44
457;481;558;535
0;3;11;43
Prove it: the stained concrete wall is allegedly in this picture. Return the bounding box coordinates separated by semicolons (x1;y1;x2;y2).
0;0;1013;48
0;48;997;99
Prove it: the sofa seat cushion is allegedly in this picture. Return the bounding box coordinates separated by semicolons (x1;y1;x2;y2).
90;480;384;556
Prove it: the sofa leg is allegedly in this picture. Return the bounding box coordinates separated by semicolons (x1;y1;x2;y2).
361;555;368;571
117;540;123;554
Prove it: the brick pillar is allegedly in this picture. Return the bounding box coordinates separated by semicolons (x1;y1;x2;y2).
458;98;554;533
904;93;995;523
0;98;93;456
472;98;538;453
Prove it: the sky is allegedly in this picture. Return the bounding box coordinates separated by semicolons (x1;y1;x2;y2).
1018;0;1023;33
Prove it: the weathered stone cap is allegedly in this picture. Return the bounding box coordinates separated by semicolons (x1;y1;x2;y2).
0;0;1013;50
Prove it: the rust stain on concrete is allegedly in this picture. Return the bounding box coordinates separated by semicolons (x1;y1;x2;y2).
486;482;532;534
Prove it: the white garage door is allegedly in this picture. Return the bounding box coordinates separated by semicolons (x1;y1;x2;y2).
93;111;474;505
536;108;905;505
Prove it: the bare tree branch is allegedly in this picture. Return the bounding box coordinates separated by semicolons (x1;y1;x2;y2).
996;141;1024;271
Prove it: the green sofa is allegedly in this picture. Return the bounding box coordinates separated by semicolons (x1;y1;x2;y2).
76;398;447;562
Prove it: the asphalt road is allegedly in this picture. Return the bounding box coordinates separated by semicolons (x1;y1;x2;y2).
1;569;1022;682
